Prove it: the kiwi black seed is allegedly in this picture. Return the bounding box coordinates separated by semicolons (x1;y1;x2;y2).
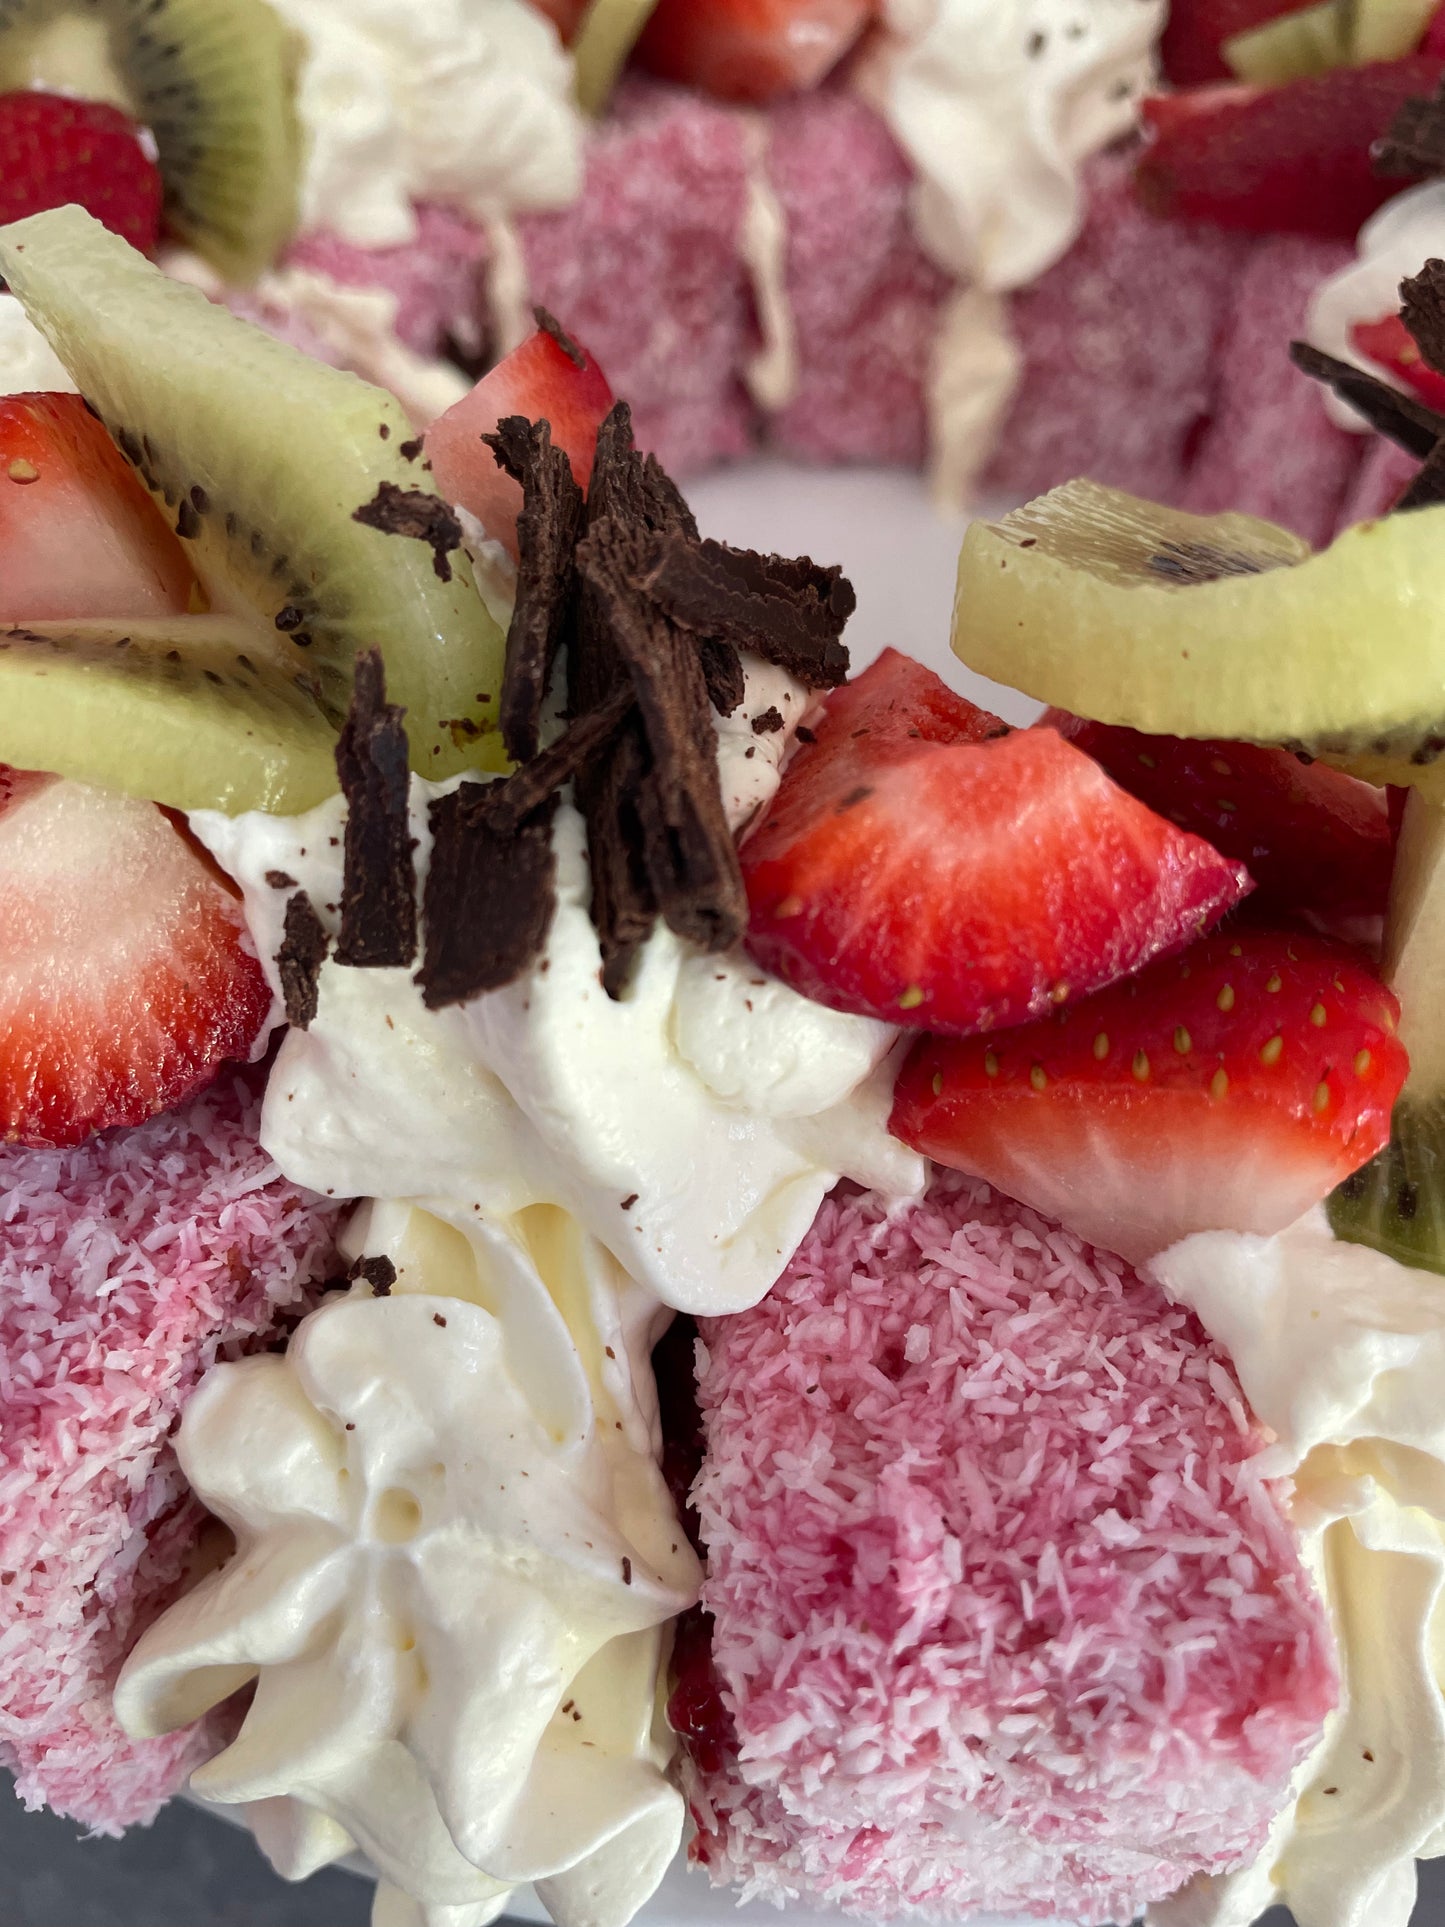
1328;1099;1445;1278
0;208;508;778
0;0;303;282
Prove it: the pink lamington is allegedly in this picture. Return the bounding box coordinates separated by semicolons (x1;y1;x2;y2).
0;1073;342;1833
987;149;1249;508
765;88;951;469
1179;235;1362;548
518;77;755;477
286;203;490;358
681;1171;1336;1924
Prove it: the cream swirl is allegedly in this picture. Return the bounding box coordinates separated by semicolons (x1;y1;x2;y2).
267;0;583;247
1148;1210;1445;1927
116;1197;699;1927
861;0;1166;291
0;293;76;398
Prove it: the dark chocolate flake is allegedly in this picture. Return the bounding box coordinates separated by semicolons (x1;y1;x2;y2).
698;634;746;716
1400;259;1445;379
1289;339;1445;459
640;530;852;688
1395;438;1445;511
265;869;297;890
348;1253;397;1297
352;481;463;583
277;891;329;1030
418;783;559;1008
1375;80;1445;180
335;649;418;969
483;682;636;834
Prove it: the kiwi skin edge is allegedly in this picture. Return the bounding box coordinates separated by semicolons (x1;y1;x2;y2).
1329;1100;1445;1279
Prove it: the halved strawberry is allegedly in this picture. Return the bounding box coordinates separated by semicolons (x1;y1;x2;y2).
1044;712;1395;928
1161;0;1323;84
527;0;588;38
1136;56;1445;239
0;91;162;255
424;311;613;559
1424;0;1445;54
0;392;198;621
634;0;873;101
741;649;1252;1033
892;928;1407;1263
0;774;271;1147
1349;311;1445;412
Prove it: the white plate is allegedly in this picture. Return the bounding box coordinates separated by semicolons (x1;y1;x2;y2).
197;462;1051;1927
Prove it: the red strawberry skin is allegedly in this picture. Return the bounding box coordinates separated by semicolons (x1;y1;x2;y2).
0;392;198;622
892;929;1407;1263
526;0;588;38
1350;311;1445;413
1162;0;1329;85
1044;712;1395;927
1136;58;1445;240
635;0;874;101
741;649;1252;1034
425;315;613;558
0;774;271;1147
0;91;162;254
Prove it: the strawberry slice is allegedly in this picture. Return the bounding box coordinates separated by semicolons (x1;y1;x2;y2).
634;0;874;101
424;311;613;559
740;649;1252;1034
892;928;1407;1262
0;91;162;255
0;774;271;1147
0;392;198;622
1136;56;1445;239
1161;0;1324;84
1044;712;1395;928
1349;310;1445;412
527;0;588;37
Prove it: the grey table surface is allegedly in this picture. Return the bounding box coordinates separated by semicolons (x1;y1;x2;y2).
4;1790;1445;1927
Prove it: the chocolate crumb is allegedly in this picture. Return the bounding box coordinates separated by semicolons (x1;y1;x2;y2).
534;306;587;371
1400;259;1445;378
1289;340;1445;458
352;481;463;583
348;1254;396;1298
419;783;559;1007
265;869;297;890
620;1193;639;1210
433;1312;448;1327
485;415;586;762
751;705;785;734
1375;80;1445;179
621;1556;633;1585
334;650;418;969
796;724;817;744
277;892;329;1030
398;437;423;462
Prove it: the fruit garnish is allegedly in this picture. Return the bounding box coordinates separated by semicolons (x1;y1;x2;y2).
0;391;199;620
527;0;589;36
425;312;613;560
0;771;271;1146
570;0;663;112
740;647;1251;1035
952;480;1445;778
0;91;161;253
1348;310;1445;411
0;206;508;780
1044;712;1396;927
1223;0;1438;83
892;928;1407;1264
633;0;873;102
0;620;338;815
0;0;301;282
1162;0;1321;85
1135;56;1445;239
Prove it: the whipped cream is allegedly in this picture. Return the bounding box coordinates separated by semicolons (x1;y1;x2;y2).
1306;180;1445;431
861;0;1166;291
117;1196;699;1927
1149;1212;1445;1927
0;292;76;398
739;116;800;415
928;283;1025;507
269;0;583;248
191;781;922;1318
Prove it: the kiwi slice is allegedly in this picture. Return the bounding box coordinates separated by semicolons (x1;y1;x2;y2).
0;0;303;283
0;207;507;779
571;0;661;114
0;619;337;814
1223;1;1349;82
952;480;1445;770
1328;1099;1445;1275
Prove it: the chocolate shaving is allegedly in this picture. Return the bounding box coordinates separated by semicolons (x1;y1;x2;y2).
485;415;586;762
1400;260;1445;379
698;634;746;716
534;306;587;371
352;481;463;583
418;784;559;1008
640;531;852;688
348;1254;396;1297
587;402;698;541
1289;340;1445;458
579;516;746;955
1375;80;1445;179
483;683;636;834
335;649;418;969
1396;439;1445;510
277;892;328;1030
